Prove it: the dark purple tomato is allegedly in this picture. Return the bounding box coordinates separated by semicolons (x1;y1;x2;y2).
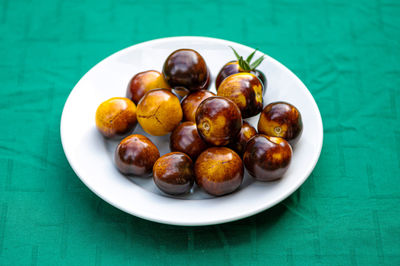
243;134;292;181
215;60;267;94
228;121;257;156
114;134;160;176
153;152;194;195
170;121;208;160
258;102;303;145
162;49;210;94
195;96;242;146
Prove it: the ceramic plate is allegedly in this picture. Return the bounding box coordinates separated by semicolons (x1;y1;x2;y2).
60;36;323;226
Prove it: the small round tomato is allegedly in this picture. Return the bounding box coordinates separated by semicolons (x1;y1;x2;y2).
162;49;210;94
195;147;243;196
181;90;215;122
215;47;267;93
216;61;267;91
243;134;292;181
196;96;242;146
126;70;170;104
258;102;303;145
115;134;160;176
217;72;263;118
95;97;137;139
137;89;182;136
153;152;194;195
170;122;208;160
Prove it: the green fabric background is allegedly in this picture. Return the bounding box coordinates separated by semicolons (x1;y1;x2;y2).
0;0;399;265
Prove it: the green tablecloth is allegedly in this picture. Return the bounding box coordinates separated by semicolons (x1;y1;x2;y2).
1;0;399;265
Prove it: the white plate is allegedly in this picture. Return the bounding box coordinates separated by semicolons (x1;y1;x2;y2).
61;36;323;226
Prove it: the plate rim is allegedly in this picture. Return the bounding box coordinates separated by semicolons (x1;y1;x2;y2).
60;36;324;226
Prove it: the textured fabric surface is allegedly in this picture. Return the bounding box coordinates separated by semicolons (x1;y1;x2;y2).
0;0;399;265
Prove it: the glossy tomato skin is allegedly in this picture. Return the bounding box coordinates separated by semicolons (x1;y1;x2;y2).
181;90;216;122
258;102;303;145
228;121;257;156
126;70;170;105
170;121;208;160
153;152;194;195
215;60;267;94
215;61;239;90
217;72;263;118
95;97;137;139
243;134;292;181
115;134;160;176
195;147;243;196
253;69;267;91
195;96;242;146
162;49;210;93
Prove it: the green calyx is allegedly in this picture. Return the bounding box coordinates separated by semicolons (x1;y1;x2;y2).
229;46;265;71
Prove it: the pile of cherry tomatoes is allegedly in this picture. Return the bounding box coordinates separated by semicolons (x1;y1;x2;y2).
95;47;302;197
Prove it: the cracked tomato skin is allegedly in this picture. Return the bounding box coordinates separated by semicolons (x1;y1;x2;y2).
162;49;210;93
126;70;170;105
170;121;208;160
95;97;137;139
137;88;182;136
258;102;303;145
195;96;242;146
194;147;243;196
153;152;194;195
243;134;292;181
115;134;160;176
217;72;263;118
181;90;215;122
